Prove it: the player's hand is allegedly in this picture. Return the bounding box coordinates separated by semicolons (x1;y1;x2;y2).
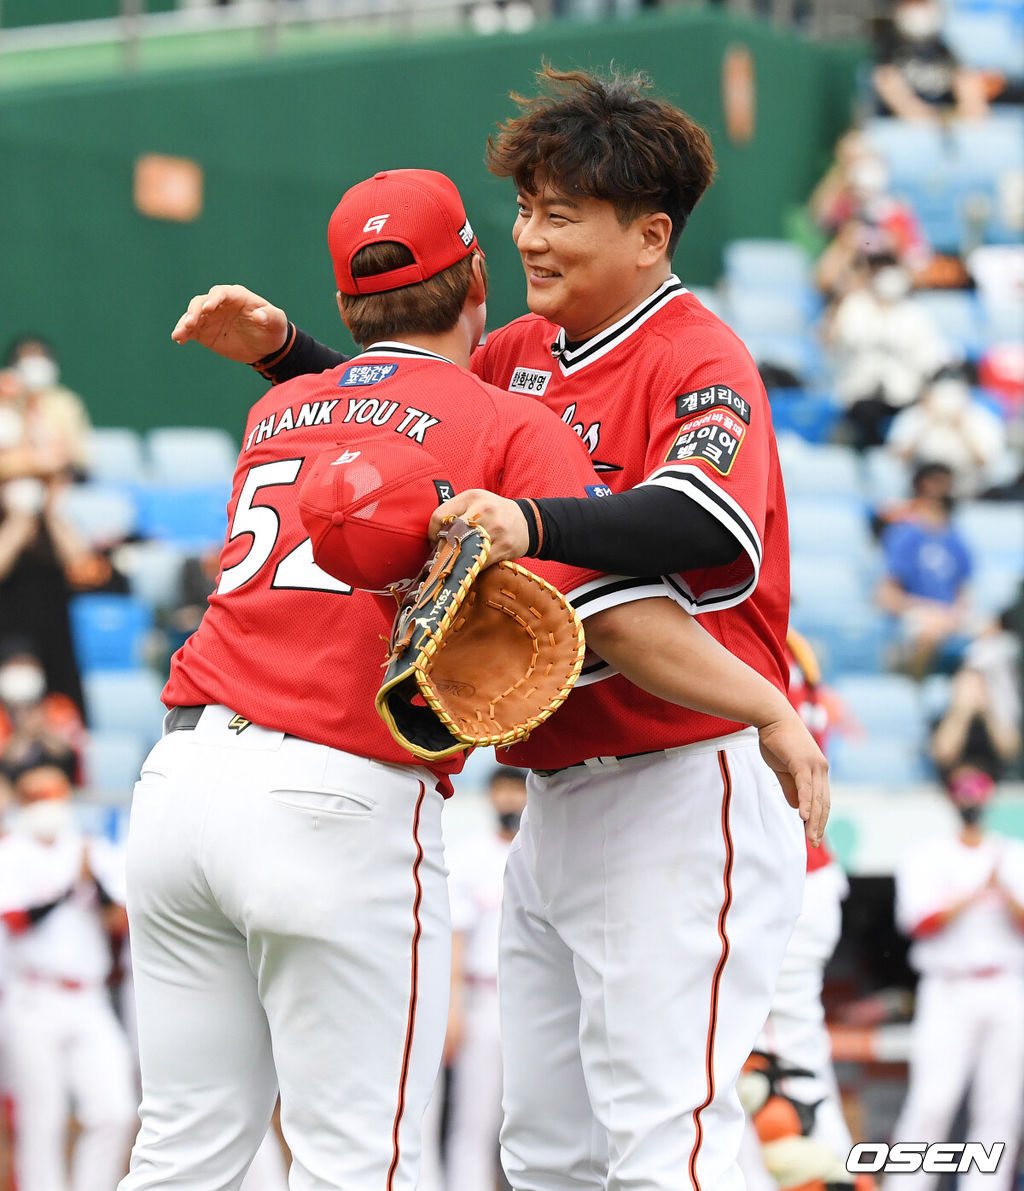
757;716;830;846
428;490;530;565
170;284;289;363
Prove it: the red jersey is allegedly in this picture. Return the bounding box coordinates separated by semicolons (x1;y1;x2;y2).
471;278;791;770
163;344;602;778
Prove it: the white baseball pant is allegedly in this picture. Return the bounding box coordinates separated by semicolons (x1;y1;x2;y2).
755;859;852;1157
6;976;137;1191
885;970;1024;1191
119;706;451;1191
499;729;805;1191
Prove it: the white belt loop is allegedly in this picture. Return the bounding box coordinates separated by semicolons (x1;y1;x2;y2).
583;756;621;769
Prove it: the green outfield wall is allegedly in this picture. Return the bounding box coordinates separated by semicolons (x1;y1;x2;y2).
0;9;865;433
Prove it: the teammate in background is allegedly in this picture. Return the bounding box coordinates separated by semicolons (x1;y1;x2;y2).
149;165;826;1190
737;629;855;1191
0;745;136;1191
886;770;1024;1191
171;66;825;1191
445;766;527;1191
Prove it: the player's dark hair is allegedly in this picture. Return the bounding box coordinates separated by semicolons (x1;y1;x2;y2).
487;65;716;258
489;765;527;787
339;243;486;346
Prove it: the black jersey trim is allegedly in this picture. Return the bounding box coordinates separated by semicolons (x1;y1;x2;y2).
360;341;456;365
551;277;688;375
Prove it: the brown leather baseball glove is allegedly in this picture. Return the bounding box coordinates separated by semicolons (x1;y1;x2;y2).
375;517;586;762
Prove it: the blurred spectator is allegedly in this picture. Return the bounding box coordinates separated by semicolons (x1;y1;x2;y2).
0;747;137;1191
875;462;974;678
811;132;944;300
0;474;89;715
872;0;990;123
824;251;953;449
930;614;1021;783
2;336;92;481
0;637;86;781
885;772;1024;1191
884;370;1015;498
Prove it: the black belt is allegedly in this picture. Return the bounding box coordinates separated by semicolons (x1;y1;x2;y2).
165;705;206;732
532;746;669;778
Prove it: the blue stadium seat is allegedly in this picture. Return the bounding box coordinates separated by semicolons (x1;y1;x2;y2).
862;449;912;506
908;291;985;358
85;427;148;485
945;9;1024;79
779;444;863;501
81;729;147;795
70;593;153;672
82;669;167;743
723;240;812;290
743;334;827;384
829;736;930;786
768;390;842;445
790;556;870;613
788;501;876;565
146;427;238;487
117;539;189;612
136;483;230;552
954;500;1024;567
789;606;894;678
972;561;1023;617
725;288;816;339
59;483;139;548
832;673;927;743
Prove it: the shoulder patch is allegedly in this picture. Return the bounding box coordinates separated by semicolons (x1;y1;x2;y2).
585;484;614;498
666;407;746;475
338;363;399;386
676;385;751;425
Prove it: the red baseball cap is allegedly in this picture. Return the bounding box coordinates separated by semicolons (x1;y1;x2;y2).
328;169;483;296
298;436;455;592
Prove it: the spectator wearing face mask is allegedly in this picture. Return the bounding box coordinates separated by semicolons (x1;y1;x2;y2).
0;456;94;714
2;336;92;481
872;0;991;123
0;745;137;1191
875;462;975;678
885;371;1015;498
825;252;953;449
812;133;935;301
0;638;86;780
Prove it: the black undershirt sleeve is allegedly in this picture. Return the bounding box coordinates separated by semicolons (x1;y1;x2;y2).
252;324;349;384
514;485;742;576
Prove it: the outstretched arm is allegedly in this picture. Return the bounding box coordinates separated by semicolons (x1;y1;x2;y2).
584;598;830;845
171;284;291;362
171;284;348;380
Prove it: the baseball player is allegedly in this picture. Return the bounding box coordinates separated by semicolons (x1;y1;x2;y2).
886;771;1024;1191
150;166;827;1191
171;67;824;1190
738;630;854;1191
444;765;528;1191
0;746;137;1191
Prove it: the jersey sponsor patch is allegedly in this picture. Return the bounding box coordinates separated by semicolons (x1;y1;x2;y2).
508;367;552;396
338;363;399;386
434;479;455;503
675;385;751;425
666;408;746;475
586;484;614;498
